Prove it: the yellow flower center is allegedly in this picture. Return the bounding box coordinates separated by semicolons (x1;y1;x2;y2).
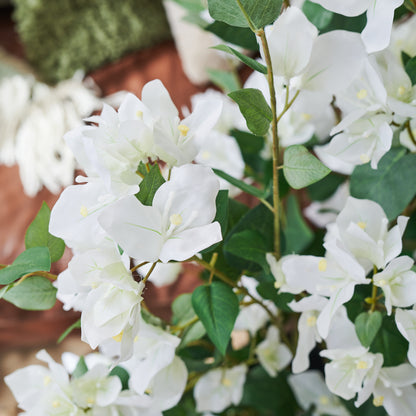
307;315;317;327
318;259;327;272
136;110;143;118
80;205;88;217
356;89;368;100
222;378;232;387
178;124;189;136
357;221;366;230
52;400;61;408
359;154;370;163
398;86;406;96
301;113;312;121
43;375;51;386
319;395;329;405
356;360;368;369
373;396;384;407
170;213;183;226
112;331;124;342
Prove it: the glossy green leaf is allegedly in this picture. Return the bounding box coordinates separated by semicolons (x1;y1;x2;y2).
283;194;313;255
302;0;333;30
213;45;267;73
72;356;88;378
206;68;241;93
109;366;130;390
224;229;270;273
192;281;239;355
205;20;258;50
229;88;272;136
135;163;165;206
405;56;416;85
213;169;265;198
0;247;51;285
354;311;382;348
25;202;65;263
350;148;416;221
208;0;282;29
283;145;331;189
3;276;57;310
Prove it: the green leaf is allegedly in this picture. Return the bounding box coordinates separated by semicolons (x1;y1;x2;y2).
205;21;258;50
302;0;333;30
224;229;270;273
256;281;295;312
180;321;206;349
0;285;9;299
58;319;81;343
307;173;345;202
213;45;267;74
354;311;382;348
72;356;88;378
283;194;314;255
206;68;241;93
283;145;331;189
172;294;197;326
213;169;265;198
25;202;65;263
405;56;416;85
402;51;412;67
192;281;239;355
3;276;57;310
229;88;272;136
0;247;51;285
135;163;165;206
405;0;416;13
370;315;408;366
109;366;130;390
208;0;282;29
242;367;297;415
350;148;416;221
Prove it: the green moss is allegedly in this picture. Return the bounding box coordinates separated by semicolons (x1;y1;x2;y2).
13;0;171;84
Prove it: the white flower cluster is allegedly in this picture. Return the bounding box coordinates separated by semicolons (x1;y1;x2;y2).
270;196;416;415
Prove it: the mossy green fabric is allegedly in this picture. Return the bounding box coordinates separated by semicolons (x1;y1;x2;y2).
13;0;171;84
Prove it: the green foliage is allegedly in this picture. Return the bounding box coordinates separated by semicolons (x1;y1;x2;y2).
13;0;171;83
283;194;314;255
213;169;266;199
205;21;258;50
58;319;81;343
224;229;271;273
213;45;267;74
404;0;416;13
229;89;273;136
354;311;382;348
405;56;416;85
302;0;333;31
192;281;239;355
0;247;51;285
350;147;416;221
109;366;130;390
256;282;295;312
25;202;65;263
241;367;297;415
283;145;331;189
170;0;205;13
135;163;165;206
370;315;408;366
207;0;282;29
72;356;88;378
307;173;345;201
206;68;241;93
3;276;57;310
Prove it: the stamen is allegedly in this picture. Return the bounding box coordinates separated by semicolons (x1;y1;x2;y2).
373;396;384;407
170;213;183;226
357;222;366;230
307;316;317;327
112;331;123;342
356;89;368;100
178;124;189;136
80;205;88;217
318;259;327;272
356;360;368;369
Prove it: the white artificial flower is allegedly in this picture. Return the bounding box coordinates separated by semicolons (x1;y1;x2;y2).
395;308;416;367
321;346;383;406
283;239;369;338
99;164;222;263
334;197;408;270
309;0;404;53
266;253;304;294
288;371;352;416
234;276;277;335
194;365;247;413
390;14;416;59
371;364;416;416
255;326;292;377
374;256;416;315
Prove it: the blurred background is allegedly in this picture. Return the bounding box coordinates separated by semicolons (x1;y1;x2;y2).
0;0;247;413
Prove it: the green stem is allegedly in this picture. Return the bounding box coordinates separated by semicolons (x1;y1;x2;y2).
13;270;57;286
258;28;280;259
370;265;378;313
142;262;157;284
405;119;416;147
130;261;149;273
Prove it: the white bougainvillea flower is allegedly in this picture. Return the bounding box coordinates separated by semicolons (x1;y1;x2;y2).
283;239;368;338
194;365;247;413
263;7;366;94
374;256;416;315
99;164;222;263
309;0;404;53
321;346;383;406
304;182;350;229
144;80;222;167
234;276;277;335
49;179;119;250
390;14;416;59
288;371;351;416
266;253;304;294
395;308;416;367
371;364;416;416
317;113;393;170
255;326;292;377
334;197;408;270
